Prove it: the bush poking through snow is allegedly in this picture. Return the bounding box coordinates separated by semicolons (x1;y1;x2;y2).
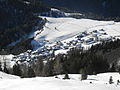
117;80;120;85
55;75;58;78
63;73;70;79
109;76;113;84
80;68;88;80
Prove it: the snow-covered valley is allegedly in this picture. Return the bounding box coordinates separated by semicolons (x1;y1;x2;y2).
1;15;120;64
31;16;120;57
0;72;120;90
1;1;120;90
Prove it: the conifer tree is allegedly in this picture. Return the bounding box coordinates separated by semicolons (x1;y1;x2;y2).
80;68;88;80
53;58;63;75
34;59;44;76
110;63;116;72
13;63;22;76
42;60;54;76
0;62;2;71
118;67;120;74
63;72;70;79
27;66;36;78
3;62;9;74
109;76;113;84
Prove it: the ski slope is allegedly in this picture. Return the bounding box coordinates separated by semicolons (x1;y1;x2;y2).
0;72;120;90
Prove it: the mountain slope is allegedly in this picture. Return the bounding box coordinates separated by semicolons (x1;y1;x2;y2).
0;0;50;52
42;0;120;16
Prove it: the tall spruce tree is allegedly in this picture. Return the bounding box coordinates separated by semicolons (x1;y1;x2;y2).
0;62;2;71
27;66;36;78
80;68;88;80
109;76;113;84
3;62;9;74
42;60;54;76
63;72;70;79
13;64;22;76
53;58;63;75
34;59;44;76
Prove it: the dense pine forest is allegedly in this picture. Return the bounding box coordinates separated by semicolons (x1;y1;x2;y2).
42;0;120;21
0;0;50;53
42;0;120;16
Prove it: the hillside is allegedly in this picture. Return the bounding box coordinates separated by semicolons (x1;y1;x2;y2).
0;71;19;79
0;0;50;52
42;0;120;17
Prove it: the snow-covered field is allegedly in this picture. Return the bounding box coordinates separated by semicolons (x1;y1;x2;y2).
0;72;120;90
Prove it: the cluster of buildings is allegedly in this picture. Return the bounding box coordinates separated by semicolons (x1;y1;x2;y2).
12;29;114;63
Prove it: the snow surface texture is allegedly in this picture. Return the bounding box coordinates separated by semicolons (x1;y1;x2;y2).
0;71;19;79
0;72;120;90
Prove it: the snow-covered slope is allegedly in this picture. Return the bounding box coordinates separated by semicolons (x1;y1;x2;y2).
0;72;120;90
31;16;120;55
0;71;19;79
34;17;115;44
